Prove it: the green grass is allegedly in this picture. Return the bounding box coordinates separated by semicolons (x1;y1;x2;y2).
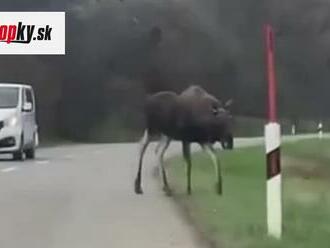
168;138;330;248
283;138;330;165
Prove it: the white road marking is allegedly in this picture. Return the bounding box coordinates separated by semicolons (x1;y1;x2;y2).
35;160;50;165
64;154;75;159
1;167;18;173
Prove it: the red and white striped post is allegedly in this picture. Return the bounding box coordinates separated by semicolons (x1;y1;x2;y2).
264;24;282;239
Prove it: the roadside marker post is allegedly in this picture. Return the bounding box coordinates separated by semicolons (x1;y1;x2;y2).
264;24;282;239
317;122;323;139
291;124;296;136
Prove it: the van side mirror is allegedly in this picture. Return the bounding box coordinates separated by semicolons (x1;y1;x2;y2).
23;102;32;112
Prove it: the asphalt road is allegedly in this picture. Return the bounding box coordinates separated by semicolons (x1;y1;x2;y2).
0;135;319;248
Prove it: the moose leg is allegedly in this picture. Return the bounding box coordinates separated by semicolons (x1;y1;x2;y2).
134;130;150;194
157;135;171;195
182;142;192;195
154;134;164;154
203;144;222;195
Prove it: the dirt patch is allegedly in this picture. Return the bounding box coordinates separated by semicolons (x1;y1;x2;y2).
152;166;215;248
171;193;220;248
283;156;330;181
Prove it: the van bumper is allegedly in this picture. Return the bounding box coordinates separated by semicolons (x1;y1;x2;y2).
0;126;21;153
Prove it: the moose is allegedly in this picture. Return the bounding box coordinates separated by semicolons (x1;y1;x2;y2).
134;85;233;196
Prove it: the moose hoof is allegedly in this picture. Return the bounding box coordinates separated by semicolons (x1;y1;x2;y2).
135;186;143;194
134;179;143;194
215;183;222;195
187;188;192;195
163;186;172;196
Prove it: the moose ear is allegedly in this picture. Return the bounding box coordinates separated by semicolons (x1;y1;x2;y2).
224;99;233;108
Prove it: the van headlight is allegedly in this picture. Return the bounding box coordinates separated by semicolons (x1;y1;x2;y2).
5;116;18;127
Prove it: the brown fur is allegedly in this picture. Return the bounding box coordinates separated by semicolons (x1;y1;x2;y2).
145;85;231;143
135;85;233;195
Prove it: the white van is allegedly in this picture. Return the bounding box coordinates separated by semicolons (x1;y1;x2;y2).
0;83;39;160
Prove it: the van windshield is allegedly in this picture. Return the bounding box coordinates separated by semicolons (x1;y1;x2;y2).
0;87;19;108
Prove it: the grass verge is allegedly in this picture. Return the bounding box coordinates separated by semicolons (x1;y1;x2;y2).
168;138;330;248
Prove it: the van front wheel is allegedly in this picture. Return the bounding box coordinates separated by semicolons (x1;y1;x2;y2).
25;133;36;159
25;148;35;159
13;151;24;161
13;135;25;161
